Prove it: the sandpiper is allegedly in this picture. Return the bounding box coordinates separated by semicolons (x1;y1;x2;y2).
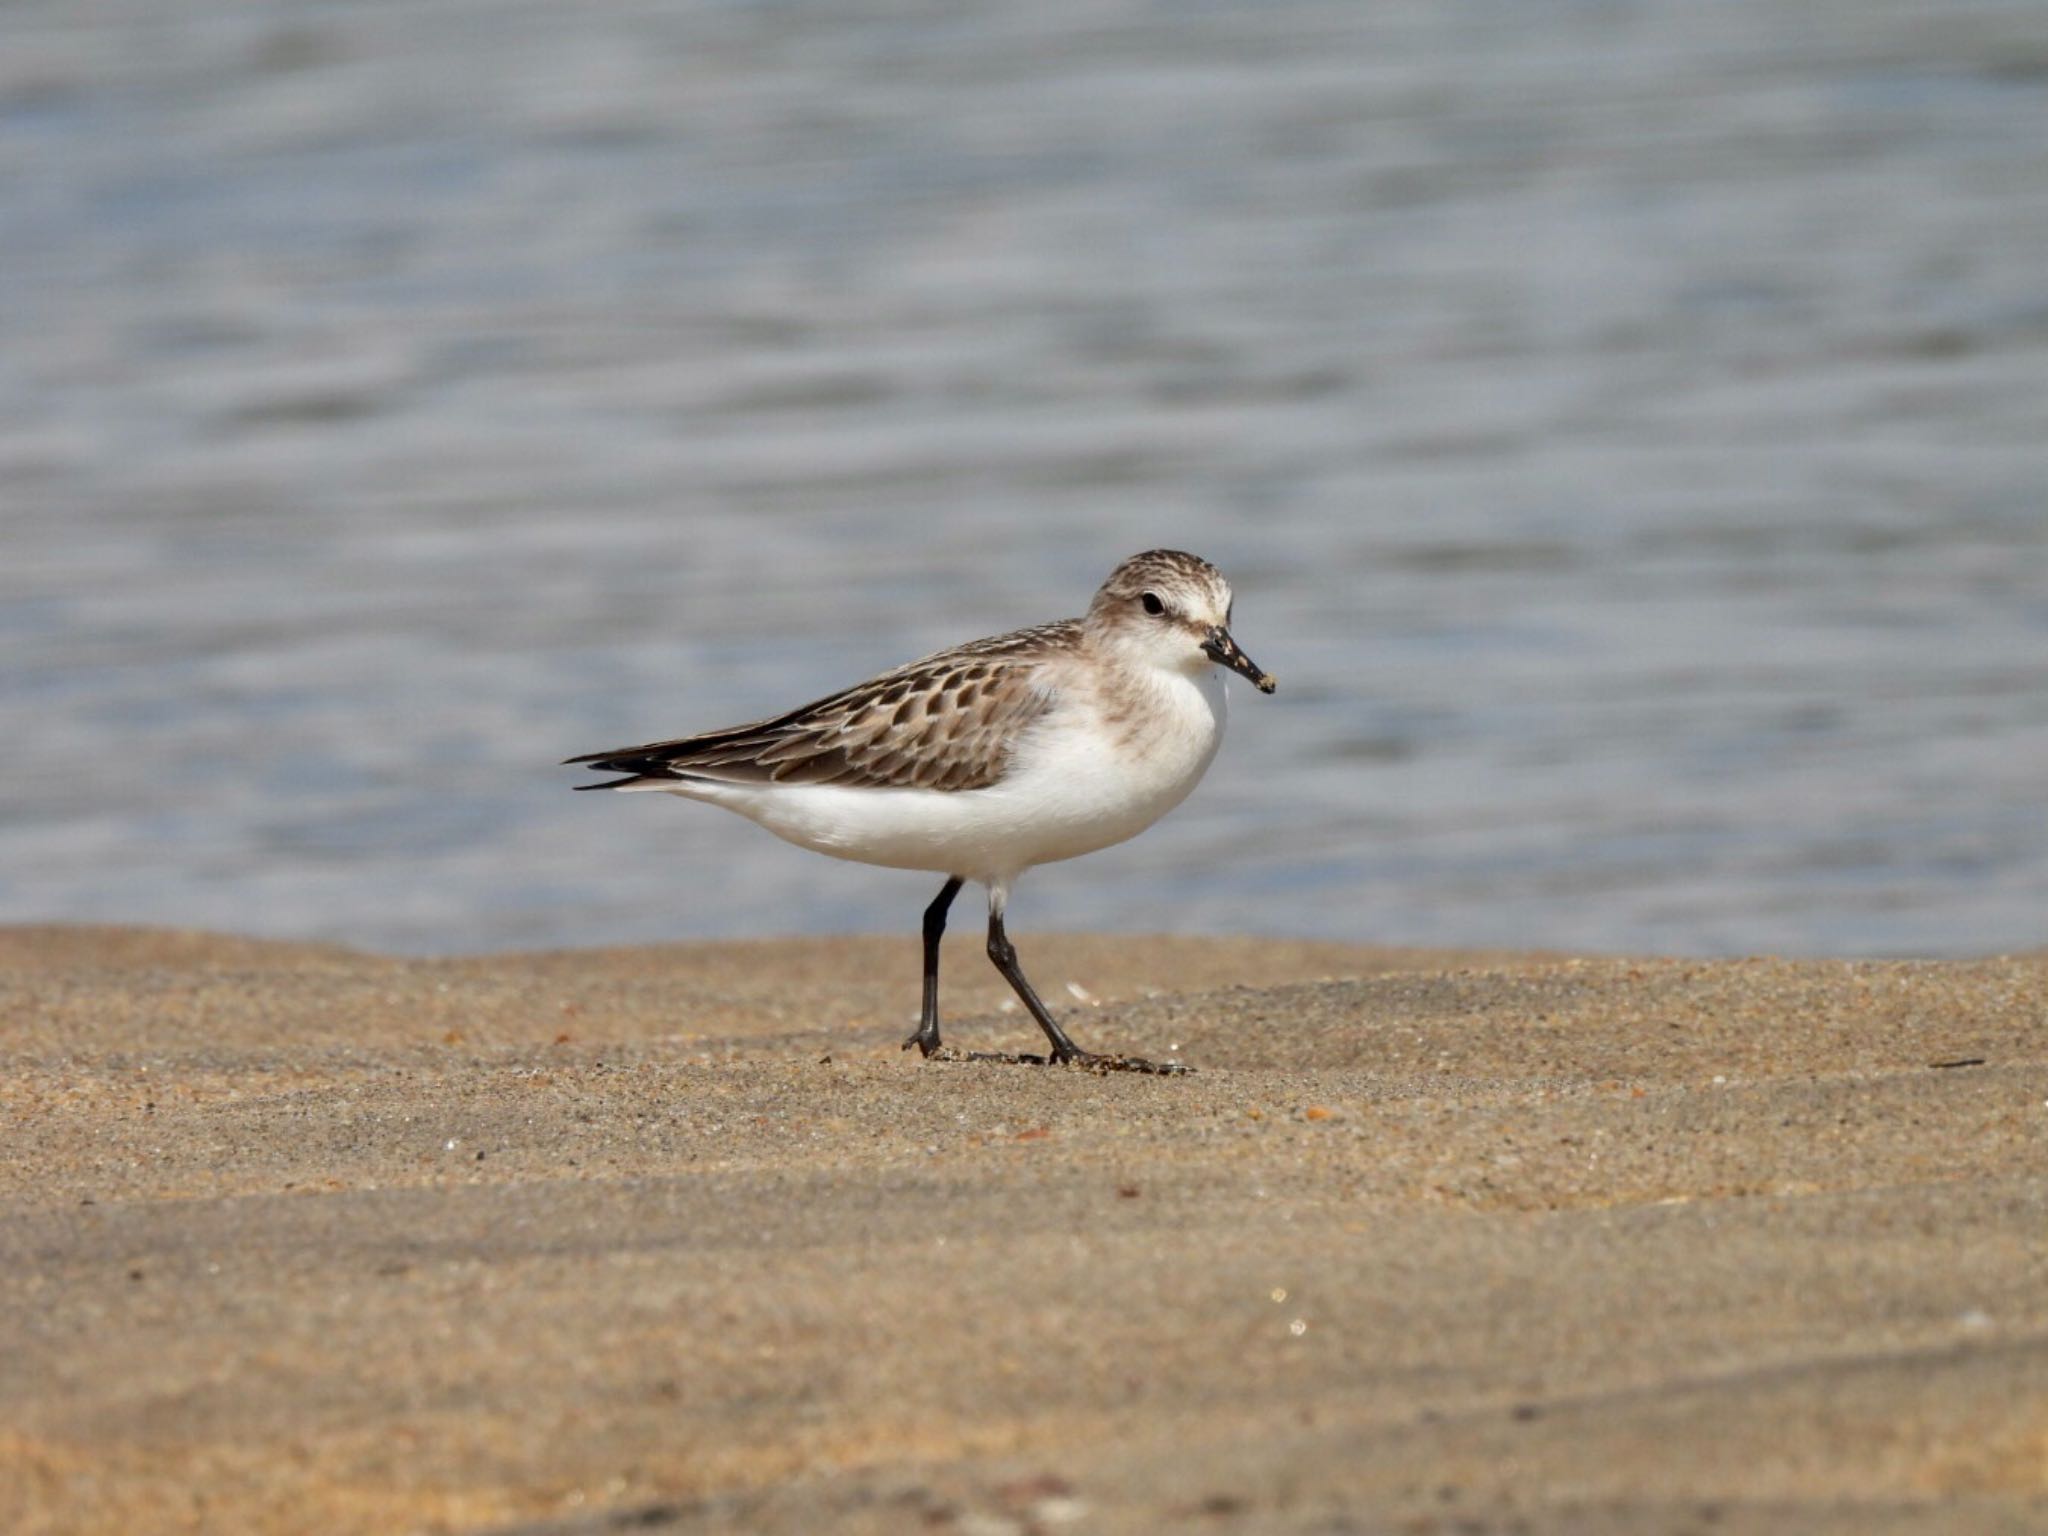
566;549;1275;1072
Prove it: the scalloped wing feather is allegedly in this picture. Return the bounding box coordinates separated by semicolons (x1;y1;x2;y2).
567;621;1080;792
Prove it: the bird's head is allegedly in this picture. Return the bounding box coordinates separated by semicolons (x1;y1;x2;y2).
1087;549;1275;694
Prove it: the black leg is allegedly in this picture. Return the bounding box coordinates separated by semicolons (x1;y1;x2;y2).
902;876;964;1058
976;901;1189;1074
985;905;1093;1063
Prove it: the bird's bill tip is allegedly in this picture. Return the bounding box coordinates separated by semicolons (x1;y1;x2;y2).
1202;626;1276;695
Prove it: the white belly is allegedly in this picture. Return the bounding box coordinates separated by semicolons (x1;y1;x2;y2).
658;666;1230;884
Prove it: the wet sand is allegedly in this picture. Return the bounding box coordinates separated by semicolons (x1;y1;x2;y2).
3;926;2045;1534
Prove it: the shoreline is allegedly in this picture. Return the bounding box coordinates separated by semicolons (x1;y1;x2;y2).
3;926;2044;1533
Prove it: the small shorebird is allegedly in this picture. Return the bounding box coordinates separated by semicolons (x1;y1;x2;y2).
566;549;1275;1073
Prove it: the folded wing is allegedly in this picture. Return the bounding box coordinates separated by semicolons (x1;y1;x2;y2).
566;621;1078;793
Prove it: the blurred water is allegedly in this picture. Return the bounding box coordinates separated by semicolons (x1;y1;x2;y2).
4;0;2046;956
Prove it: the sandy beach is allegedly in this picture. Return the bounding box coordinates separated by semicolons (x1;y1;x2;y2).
2;926;2045;1534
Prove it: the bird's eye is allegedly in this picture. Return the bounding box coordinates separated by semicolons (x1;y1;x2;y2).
1140;592;1165;617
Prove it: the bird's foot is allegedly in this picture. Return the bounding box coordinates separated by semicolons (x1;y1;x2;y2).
1055;1049;1192;1077
901;1027;943;1059
925;1046;1191;1076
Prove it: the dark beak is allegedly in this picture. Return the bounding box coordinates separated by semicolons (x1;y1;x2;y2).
1202;626;1277;694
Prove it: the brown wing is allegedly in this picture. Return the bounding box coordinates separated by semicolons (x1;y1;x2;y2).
566;620;1079;793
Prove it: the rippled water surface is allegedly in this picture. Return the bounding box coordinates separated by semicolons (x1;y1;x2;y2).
5;0;2047;955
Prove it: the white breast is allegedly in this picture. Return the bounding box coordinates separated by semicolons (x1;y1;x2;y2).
989;662;1228;871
